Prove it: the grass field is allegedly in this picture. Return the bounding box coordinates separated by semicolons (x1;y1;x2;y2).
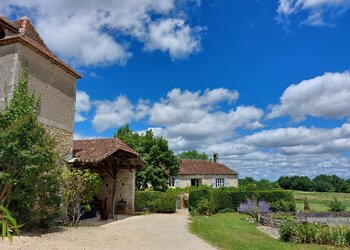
293;191;350;212
190;213;343;250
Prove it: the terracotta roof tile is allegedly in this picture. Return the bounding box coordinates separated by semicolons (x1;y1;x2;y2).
0;16;81;78
73;138;143;168
179;160;238;175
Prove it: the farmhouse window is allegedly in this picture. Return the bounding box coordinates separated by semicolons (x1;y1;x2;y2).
169;177;175;187
216;178;224;188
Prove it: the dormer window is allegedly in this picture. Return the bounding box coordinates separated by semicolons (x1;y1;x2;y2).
0;25;5;39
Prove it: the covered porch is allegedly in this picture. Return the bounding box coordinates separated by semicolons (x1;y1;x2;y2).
71;138;144;219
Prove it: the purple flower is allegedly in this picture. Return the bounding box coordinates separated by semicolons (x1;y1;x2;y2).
238;199;256;214
238;199;270;214
258;200;270;213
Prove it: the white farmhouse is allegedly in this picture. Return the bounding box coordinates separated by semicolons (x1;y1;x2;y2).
170;158;239;188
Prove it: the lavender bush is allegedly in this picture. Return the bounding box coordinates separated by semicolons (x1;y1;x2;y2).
238;199;270;216
258;200;270;213
238;199;257;214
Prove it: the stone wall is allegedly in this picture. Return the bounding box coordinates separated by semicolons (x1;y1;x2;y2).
176;174;238;188
296;212;350;226
0;43;20;110
0;42;77;159
259;212;350;227
19;45;77;133
41;123;73;160
96;168;135;215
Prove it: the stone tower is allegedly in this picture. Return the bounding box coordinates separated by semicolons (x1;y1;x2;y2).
0;16;81;159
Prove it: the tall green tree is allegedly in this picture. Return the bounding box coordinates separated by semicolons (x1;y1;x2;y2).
178;150;209;160
0;69;62;228
115;124;179;191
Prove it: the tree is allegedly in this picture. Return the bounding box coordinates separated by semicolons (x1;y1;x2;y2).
239;177;280;190
178;150;209;160
115;124;179;191
0;69;62;228
62;168;101;226
278;176;313;191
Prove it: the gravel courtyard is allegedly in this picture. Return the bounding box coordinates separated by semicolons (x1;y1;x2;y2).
0;210;216;250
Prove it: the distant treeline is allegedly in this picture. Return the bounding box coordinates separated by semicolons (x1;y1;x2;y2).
239;175;350;193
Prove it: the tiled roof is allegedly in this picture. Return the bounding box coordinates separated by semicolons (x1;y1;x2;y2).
179;160;238;175
0;16;81;78
73;138;143;167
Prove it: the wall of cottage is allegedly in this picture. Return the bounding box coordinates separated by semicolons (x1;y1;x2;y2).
41;124;73;159
96;168;135;215
0;43;76;158
175;174;238;188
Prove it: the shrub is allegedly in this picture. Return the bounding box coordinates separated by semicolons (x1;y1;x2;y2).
188;188;213;212
280;218;350;246
135;191;176;213
238;199;258;215
189;189;295;214
258;200;271;212
345;231;350;246
193;199;215;216
62;169;101;226
280;218;300;242
212;190;234;212
328;198;346;212
149;194;176;213
270;200;296;212
238;199;270;218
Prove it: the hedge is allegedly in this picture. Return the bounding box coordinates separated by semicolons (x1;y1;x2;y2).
135;191;176;213
189;189;295;213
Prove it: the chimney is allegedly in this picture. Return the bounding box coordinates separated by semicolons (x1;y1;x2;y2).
213;153;219;163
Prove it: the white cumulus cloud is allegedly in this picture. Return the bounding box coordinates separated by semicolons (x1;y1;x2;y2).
0;0;202;66
146;18;202;59
268;71;350;120
92;95;134;132
277;0;350;26
75;90;91;122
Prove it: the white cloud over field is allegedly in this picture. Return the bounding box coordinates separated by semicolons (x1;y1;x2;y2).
75;70;350;179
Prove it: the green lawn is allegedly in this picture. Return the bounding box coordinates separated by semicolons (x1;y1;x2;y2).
189;213;345;250
293;191;350;212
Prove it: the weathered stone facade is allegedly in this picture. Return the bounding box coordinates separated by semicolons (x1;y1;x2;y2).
42;124;74;159
96;168;136;215
0;19;79;158
175;174;238;188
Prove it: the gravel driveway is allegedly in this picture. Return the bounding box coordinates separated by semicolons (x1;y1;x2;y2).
1;210;216;250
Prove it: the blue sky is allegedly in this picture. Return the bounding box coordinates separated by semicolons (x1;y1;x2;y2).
2;0;350;180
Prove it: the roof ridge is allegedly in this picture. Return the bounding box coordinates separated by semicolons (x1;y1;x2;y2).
16;17;50;51
0;16;81;78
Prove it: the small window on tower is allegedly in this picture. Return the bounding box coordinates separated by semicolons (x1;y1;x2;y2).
0;26;5;39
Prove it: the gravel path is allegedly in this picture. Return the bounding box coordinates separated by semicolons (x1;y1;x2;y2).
0;210;216;250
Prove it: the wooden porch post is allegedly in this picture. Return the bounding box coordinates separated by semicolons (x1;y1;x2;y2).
111;164;118;220
105;161;119;220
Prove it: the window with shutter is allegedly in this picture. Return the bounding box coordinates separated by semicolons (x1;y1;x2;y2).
175;177;180;188
211;178;216;187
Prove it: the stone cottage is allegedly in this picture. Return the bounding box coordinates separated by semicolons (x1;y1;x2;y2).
0;16;81;158
169;157;239;188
